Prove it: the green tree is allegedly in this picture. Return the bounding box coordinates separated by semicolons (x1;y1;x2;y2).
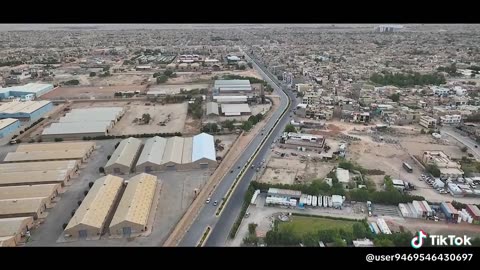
164;69;173;77
461;146;468;152
333;237;347;247
352;223;368;239
103;66;110;72
248;115;259;125
89;72;96;77
223;120;236;131
142;113;151;124
247;62;253;68
242;121;253;131
248;223;258;235
374;238;395;247
153;72;161;78
202;123;219;133
284;124;296;133
426;164;441;177
389;93;400;102
156;75;168;84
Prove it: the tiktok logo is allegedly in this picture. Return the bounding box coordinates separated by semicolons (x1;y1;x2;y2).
411;230;428;249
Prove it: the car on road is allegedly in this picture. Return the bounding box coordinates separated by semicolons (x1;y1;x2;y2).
475;145;478;148
206;198;211;204
213;200;218;206
230;170;234;173
238;166;241;169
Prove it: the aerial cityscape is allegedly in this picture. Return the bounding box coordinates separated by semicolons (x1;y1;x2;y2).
0;24;480;248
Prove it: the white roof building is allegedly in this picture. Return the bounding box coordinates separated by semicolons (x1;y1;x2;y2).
221;104;251;116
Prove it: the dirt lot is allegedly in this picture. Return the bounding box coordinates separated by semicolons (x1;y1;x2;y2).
148;84;210;95
400;135;464;160
214;134;239;158
41;85;147;100
111;102;188;135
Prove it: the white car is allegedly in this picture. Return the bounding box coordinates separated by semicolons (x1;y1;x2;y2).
206;198;211;204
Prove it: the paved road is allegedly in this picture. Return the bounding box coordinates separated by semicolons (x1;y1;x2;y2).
179;48;297;246
440;127;480;159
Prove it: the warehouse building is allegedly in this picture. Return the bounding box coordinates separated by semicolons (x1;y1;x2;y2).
105;137;143;175
0;118;20;138
0;217;34;247
0;197;48;219
422;151;464;178
0;170;70;187
109;173;158;237
206;102;219;116
4;141;95;163
0;184;61;207
220;104;252;116
213;96;248;104
41;107;124;141
0;100;53;121
213;80;253;96
135;133;217;172
440;202;459;222
0;83;54;99
0;160;79;176
64;175;124;239
281;132;325;152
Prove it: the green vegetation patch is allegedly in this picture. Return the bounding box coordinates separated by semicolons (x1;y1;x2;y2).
278;216;356;237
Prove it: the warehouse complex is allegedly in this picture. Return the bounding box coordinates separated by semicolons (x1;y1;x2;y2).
0;217;34;247
136;133;217;172
42;107;124;141
0;118;20;138
3;141;95;163
0;83;54;99
109;173;158;237
105;137;143;174
64;175;124;239
213;80;253;96
0;100;53;121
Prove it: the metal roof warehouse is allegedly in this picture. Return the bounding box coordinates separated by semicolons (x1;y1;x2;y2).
0;197;49;219
105;137;143;175
109;173;158;237
0;170;70;187
220;104;251;116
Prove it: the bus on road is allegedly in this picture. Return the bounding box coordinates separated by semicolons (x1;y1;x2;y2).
403;162;413;173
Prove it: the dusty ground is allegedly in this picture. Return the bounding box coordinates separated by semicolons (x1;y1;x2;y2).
148;84;210;95
111;102;188;135
381;216;480;238
214;134;238;158
41;85;147;100
400;135;464;160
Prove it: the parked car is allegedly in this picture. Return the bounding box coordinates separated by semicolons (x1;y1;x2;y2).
213;200;218;206
206;198;211;204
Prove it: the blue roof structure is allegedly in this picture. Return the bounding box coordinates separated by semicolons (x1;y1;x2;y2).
192;133;216;162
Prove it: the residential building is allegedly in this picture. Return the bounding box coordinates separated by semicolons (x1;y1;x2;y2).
419;115;437;129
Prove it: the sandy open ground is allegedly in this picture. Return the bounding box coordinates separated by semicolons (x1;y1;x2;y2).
148;84;210;95
41;85;147;100
111;102;188;135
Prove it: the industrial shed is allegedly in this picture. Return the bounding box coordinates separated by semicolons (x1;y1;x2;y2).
220;104;251;116
206;102;219;116
0;197;48;219
135;133;217;172
4;149;90;163
213;80;252;95
0;160;79;176
0;217;34;246
0;118;20;138
0;184;61;206
16;141;95;154
109;173;158;237
2;83;54;98
105;137;143;174
0;100;53;121
64;175;123;239
135;136;168;172
0;170;69;187
59;107;124;123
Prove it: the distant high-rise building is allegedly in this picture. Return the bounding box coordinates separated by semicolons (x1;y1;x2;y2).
374;25;404;33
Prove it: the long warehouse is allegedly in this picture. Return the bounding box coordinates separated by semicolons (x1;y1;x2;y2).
4;150;89;163
109;173;158;237
64;175;124;239
0;217;34;247
0;100;53;121
0;160;79;175
0;197;49;219
0;170;70;187
105;137;143;175
16;141;95;153
0;184;61;206
136;133;217;172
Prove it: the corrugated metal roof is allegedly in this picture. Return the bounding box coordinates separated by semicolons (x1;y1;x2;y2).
42;121;111;135
16;142;95;152
214;80;251;87
221;104;251;114
105;137;142;168
0;101;51;114
267;188;302;197
0;184;60;200
60;107;123;122
0;217;33;237
0;118;19;130
336;168;350;183
0;197;48;216
4;83;53;94
0;170;68;185
4;150;87;162
65;175;123;230
213;96;248;103
136;136;167;166
182;137;193;164
192;133;216;162
206;102;219;115
162;137;184;164
0;160;78;173
467;205;480;217
110;173;157;228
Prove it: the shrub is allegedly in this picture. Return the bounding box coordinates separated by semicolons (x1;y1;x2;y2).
62;223;68;229
77;200;82;206
88;182;94;188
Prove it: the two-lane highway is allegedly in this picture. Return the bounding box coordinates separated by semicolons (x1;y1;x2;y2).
179;48;297;246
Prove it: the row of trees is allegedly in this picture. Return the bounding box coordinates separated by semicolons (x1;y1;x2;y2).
370;71;446;87
437;63;461;76
187;97;203;119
